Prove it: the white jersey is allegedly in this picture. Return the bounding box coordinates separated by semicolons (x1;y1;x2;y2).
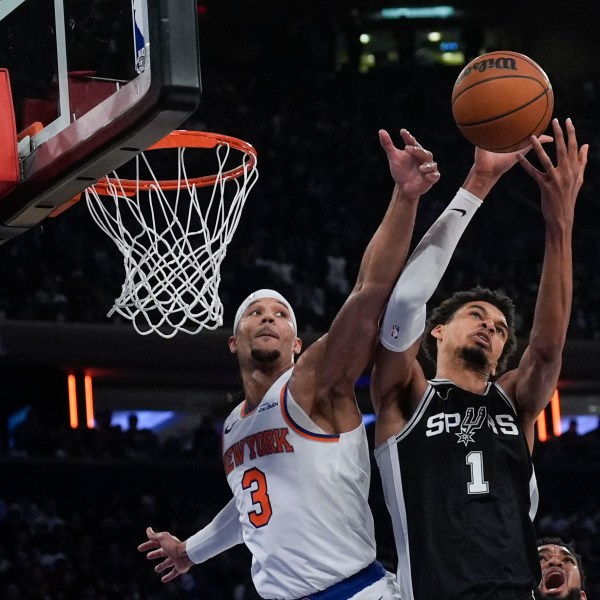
222;368;377;599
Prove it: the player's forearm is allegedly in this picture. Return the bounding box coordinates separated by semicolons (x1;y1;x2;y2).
380;188;482;351
528;227;573;357
185;498;243;564
315;185;422;389
354;184;420;292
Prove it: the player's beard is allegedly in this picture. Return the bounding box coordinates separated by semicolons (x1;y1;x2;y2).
251;348;281;363
534;589;583;600
459;345;490;370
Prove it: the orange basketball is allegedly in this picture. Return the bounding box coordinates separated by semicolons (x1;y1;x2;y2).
451;51;554;152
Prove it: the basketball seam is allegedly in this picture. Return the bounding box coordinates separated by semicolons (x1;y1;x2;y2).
489;99;553;151
452;76;550;104
454;89;551;127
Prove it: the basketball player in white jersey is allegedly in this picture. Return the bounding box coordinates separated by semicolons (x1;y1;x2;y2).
371;119;588;600
138;126;443;599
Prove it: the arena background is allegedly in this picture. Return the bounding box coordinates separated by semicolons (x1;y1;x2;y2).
1;1;599;598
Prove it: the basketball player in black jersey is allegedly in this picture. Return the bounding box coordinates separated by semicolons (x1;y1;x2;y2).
536;537;587;600
371;119;588;600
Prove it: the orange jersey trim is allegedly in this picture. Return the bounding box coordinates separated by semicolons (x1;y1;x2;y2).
280;384;340;443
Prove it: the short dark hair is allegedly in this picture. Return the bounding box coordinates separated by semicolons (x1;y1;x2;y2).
537;536;586;591
422;286;517;374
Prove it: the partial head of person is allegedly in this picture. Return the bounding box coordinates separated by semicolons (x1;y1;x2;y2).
229;289;301;366
536;537;587;600
422;286;517;376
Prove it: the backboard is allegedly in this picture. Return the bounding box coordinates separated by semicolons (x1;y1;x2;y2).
0;0;202;243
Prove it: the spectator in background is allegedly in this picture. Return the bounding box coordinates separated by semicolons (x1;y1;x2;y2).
536;537;586;600
559;418;587;461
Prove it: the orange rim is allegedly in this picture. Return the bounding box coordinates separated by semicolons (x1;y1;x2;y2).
92;130;257;195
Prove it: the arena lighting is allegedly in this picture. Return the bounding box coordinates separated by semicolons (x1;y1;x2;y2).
85;374;95;429
535;388;561;442
536;409;548;442
379;6;456;19
110;410;177;431
68;374;78;429
551;389;562;436
67;373;95;429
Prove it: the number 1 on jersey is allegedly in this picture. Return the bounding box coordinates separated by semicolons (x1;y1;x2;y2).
466;450;489;494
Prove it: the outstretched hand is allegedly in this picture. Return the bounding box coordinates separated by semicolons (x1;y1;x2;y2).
517;117;588;225
138;526;194;583
379;128;440;200
473;134;554;180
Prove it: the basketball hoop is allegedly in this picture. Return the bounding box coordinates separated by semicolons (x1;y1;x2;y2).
85;130;259;338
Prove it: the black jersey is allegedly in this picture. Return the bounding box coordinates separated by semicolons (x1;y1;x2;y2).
375;379;541;600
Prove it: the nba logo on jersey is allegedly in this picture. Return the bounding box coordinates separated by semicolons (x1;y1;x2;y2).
132;0;147;73
391;325;399;339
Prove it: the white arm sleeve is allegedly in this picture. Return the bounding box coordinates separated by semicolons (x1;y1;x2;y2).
185;497;243;564
379;187;483;352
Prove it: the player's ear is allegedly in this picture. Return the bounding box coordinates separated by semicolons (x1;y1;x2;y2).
293;337;302;356
229;336;238;354
431;324;445;340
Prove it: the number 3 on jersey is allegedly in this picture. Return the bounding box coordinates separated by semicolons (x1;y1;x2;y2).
242;467;273;527
466;450;489;494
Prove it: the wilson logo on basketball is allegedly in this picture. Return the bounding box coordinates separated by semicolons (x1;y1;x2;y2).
456;57;517;83
223;428;294;474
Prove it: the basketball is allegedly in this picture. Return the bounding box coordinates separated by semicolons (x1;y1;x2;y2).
451;51;554;152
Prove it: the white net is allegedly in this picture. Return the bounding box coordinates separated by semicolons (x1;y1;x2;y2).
85;135;258;338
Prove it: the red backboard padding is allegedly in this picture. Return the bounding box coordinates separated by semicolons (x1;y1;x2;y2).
21;72;117;129
0;68;19;199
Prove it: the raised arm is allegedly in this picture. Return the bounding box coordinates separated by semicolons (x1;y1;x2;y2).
498;118;588;449
371;139;551;444
290;128;440;432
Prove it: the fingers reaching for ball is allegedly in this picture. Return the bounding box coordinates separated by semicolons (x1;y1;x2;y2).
420;161;440;176
378;127;440;197
399;128;421;148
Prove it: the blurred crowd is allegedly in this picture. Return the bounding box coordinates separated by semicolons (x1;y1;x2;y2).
0;487;259;600
1;411;600;599
8;409;221;463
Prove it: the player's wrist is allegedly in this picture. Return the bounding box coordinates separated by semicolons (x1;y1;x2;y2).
394;183;422;205
180;540;195;565
461;169;500;201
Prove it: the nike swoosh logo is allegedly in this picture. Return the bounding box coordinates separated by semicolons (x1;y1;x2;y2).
450;208;467;216
224;420;239;434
